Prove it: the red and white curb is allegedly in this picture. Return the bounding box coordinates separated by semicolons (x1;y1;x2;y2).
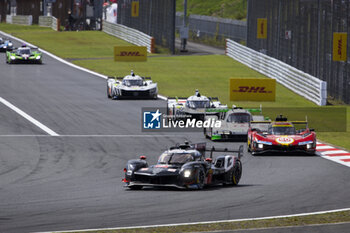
317;142;350;168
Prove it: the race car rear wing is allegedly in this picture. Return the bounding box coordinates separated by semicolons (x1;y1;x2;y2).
191;142;243;159
250;120;309;130
171;142;243;159
206;145;244;159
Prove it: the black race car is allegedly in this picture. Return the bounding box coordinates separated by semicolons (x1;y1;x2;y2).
122;142;243;190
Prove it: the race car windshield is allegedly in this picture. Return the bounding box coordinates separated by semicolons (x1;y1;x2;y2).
17;48;31;55
269;126;296;135
122;79;143;86
186;100;210;109
227;113;251;123
158;152;194;164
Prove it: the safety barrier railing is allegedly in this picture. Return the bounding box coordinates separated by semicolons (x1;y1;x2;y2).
39;16;60;31
226;39;327;106
6;15;32;25
102;20;155;53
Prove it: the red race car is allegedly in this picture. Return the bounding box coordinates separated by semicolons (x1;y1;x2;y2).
247;115;316;155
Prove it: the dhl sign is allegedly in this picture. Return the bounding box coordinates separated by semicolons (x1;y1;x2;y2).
131;1;139;17
257;18;267;39
230;78;276;101
333;33;347;62
114;46;147;61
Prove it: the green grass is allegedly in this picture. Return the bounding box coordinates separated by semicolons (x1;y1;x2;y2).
0;23;349;150
59;210;350;233
0;23;131;59
177;0;247;20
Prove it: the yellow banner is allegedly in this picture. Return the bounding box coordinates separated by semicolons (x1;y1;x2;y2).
131;1;139;17
230;78;276;101
114;46;147;62
257;18;267;39
333;33;347;61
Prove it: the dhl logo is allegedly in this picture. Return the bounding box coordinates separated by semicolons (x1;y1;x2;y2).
119;51;145;57
232;86;272;93
114;46;147;61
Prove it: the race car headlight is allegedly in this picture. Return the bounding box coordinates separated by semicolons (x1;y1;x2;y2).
184;170;191;178
36;56;41;60
128;164;135;170
307;143;313;149
298;141;313;146
3;46;6;49
10;56;15;60
8;43;13;46
257;140;272;145
258;143;264;149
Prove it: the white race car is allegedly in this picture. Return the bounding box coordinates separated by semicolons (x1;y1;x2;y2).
107;71;158;99
167;90;228;120
204;106;266;141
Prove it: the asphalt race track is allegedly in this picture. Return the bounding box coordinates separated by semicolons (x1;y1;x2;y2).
0;36;350;233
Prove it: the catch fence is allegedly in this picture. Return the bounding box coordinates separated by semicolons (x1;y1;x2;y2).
116;0;176;54
176;12;247;43
247;0;350;104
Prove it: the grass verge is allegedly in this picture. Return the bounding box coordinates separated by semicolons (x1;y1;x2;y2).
0;23;349;150
58;210;350;233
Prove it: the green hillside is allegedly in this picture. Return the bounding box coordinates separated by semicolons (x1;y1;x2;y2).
176;0;247;20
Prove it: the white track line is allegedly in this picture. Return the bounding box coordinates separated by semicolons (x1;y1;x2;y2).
0;97;59;136
0;30;168;101
0;134;185;137
34;207;350;233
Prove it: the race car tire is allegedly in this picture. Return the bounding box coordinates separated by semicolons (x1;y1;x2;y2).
196;167;205;190
229;160;242;185
128;185;143;190
107;85;111;98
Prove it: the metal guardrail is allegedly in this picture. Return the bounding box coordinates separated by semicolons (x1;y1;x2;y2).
38;16;60;31
102;20;154;53
226;39;327;106
6;15;32;25
176;12;247;42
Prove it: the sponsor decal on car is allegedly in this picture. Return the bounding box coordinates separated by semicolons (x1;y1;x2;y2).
275;136;294;145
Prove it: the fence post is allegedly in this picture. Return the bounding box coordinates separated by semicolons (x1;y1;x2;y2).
151;37;155;53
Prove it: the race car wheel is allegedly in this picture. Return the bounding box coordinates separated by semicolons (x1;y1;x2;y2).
230;160;242;186
107;85;111;98
128;185;143;190
196;167;205;190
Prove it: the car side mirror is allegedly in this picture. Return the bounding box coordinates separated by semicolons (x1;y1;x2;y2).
310;128;315;132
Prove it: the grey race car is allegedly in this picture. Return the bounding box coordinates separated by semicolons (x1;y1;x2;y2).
107;71;158;99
